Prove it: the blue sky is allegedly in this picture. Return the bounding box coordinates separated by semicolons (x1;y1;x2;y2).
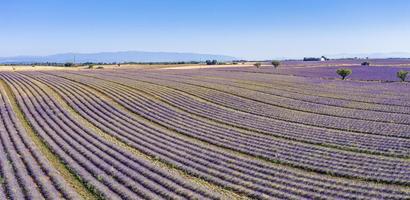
1;0;410;59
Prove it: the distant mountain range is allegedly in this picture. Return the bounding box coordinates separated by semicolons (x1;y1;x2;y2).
0;51;237;64
2;51;409;64
324;52;410;59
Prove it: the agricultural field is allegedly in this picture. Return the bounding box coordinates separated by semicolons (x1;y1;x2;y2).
225;59;410;82
0;59;409;199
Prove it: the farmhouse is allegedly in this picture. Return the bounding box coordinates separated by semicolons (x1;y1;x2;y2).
320;56;329;61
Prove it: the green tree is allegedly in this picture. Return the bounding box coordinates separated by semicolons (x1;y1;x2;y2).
336;68;352;80
205;60;218;65
271;60;280;68
397;70;408;82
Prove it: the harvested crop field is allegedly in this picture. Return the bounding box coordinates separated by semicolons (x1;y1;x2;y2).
0;60;409;199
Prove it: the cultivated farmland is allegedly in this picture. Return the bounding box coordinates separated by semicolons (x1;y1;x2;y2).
0;60;409;199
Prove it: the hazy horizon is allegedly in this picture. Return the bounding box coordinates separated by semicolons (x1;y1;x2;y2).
3;50;410;62
2;0;410;60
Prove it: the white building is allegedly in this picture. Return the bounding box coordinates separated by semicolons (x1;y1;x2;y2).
320;56;329;61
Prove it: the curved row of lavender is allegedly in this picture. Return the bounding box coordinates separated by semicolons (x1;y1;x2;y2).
0;59;408;199
175;73;409;113
0;72;217;200
0;81;80;199
106;71;410;156
77;71;410;181
149;72;410;110
34;70;410;199
130;72;410;136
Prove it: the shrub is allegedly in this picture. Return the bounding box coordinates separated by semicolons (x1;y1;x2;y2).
254;63;261;68
336;68;352;80
64;62;74;67
87;65;94;69
361;61;370;66
96;66;104;69
206;60;218;65
271;60;280;68
397;70;408;82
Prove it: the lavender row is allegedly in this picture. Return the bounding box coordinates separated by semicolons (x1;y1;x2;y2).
122;73;410;138
2;73;216;200
37;73;310;199
203;75;410;114
152;72;410;115
27;73;221;200
4;73;137;199
0;81;79;199
86;72;410;156
46;71;410;198
139;72;410;125
60;72;410;184
136;72;410;124
16;72;223;200
45;71;410;199
157;68;410;99
103;76;410;156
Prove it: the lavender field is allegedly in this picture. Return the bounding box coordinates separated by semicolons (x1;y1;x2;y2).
223;59;410;82
0;59;409;199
